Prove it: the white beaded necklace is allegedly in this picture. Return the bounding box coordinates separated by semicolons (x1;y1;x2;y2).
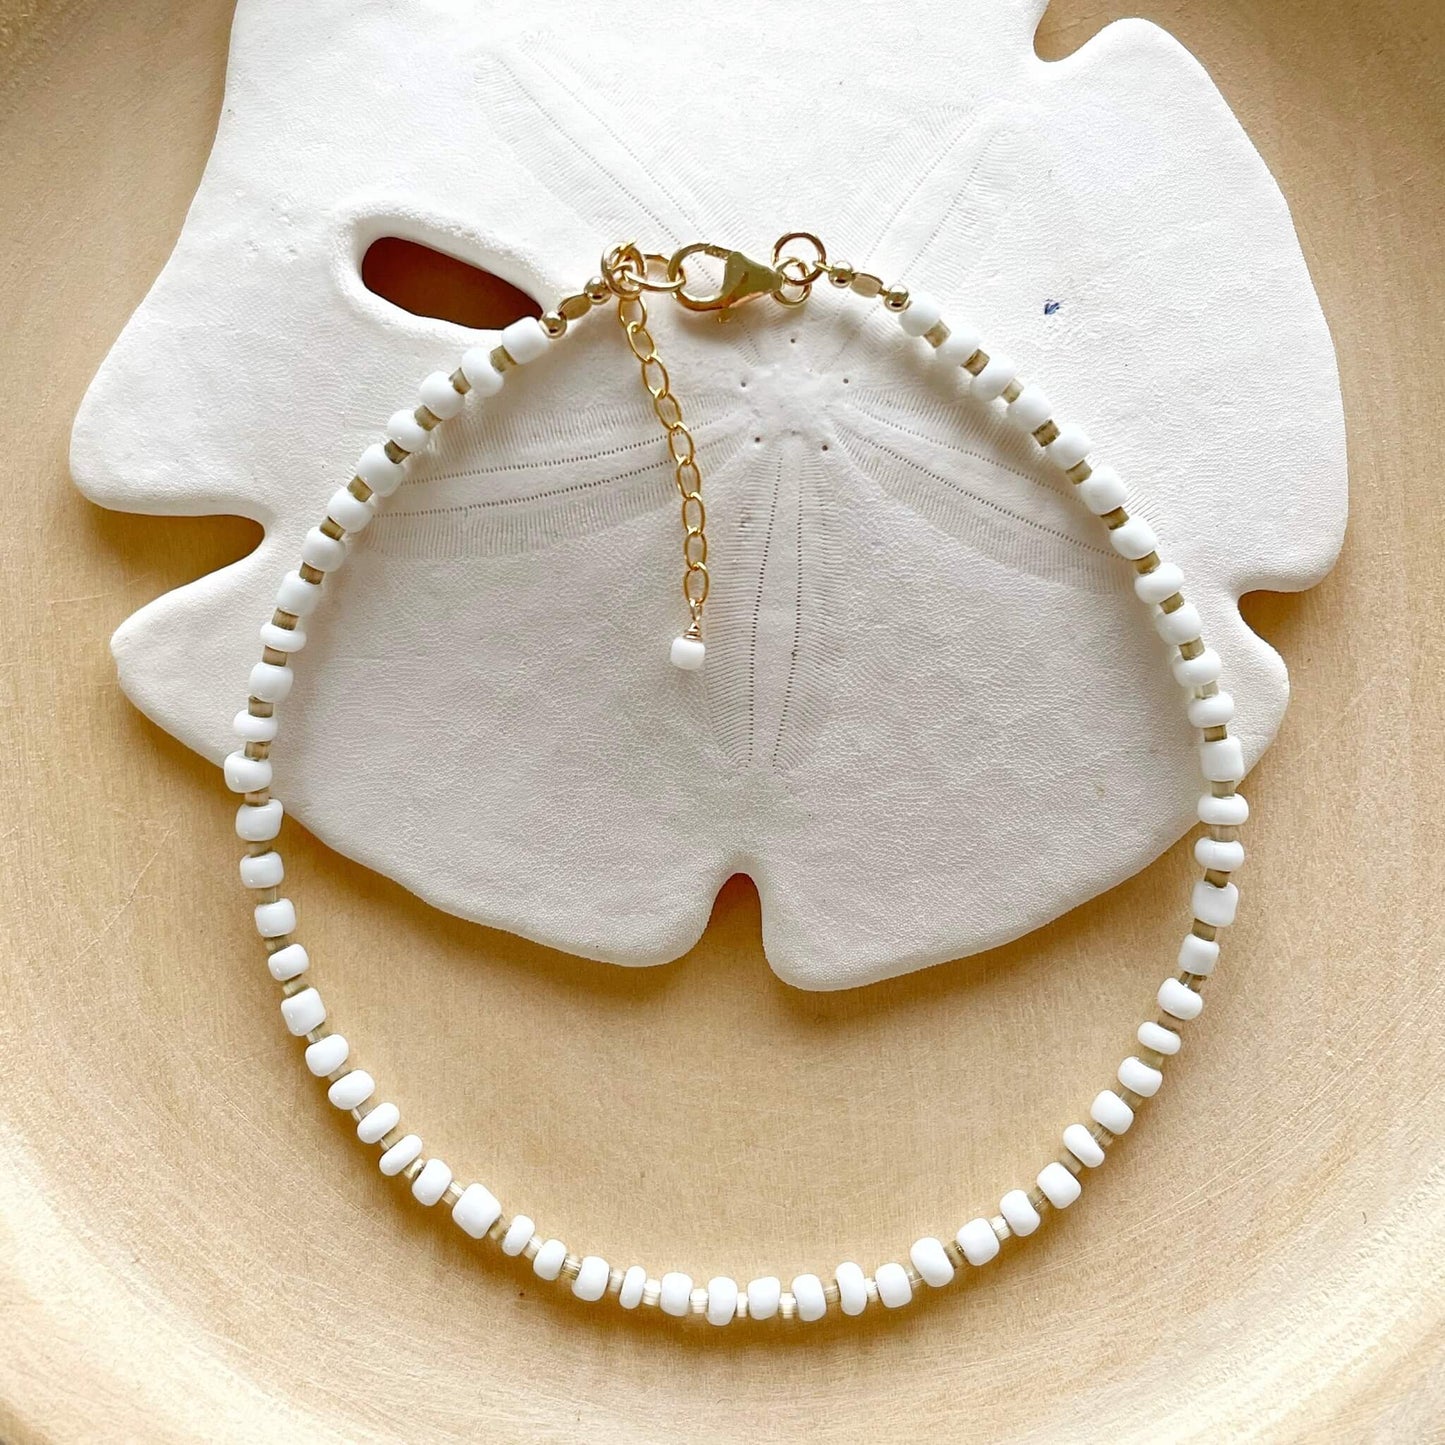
226;235;1247;1327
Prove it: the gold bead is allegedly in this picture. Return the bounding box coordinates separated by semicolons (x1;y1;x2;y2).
540;310;567;338
829;261;855;288
585;276;611;305
883;284;910;311
558;292;592;321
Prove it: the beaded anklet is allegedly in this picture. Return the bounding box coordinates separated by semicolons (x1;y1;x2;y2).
225;235;1245;1327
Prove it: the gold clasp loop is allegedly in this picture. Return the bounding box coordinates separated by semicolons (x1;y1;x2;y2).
667;243;789;312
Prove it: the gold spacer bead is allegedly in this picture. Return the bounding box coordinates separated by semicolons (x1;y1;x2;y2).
850;271;883;298
585;276;611;305
490;344;517;373
383;439;408;464
883;284;910;311
559;292;593;321
923;320;951;348
540;310;567;339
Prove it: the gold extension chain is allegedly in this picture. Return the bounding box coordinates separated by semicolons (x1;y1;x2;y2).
614;286;710;635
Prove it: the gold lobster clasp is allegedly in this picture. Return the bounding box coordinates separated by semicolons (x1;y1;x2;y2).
666;243;790;312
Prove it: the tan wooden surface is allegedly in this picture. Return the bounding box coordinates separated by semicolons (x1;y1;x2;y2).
2;2;1442;1440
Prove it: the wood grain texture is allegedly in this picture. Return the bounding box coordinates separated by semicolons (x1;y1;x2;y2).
1;1;1441;1440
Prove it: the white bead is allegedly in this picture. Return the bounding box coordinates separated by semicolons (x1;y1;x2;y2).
326;485;373;534
500;318;549;366
418;370;465;420
531;1237;566;1278
1091;1089;1135;1134
223;751;271;793
909;1236;955;1287
414;1161;452;1204
1199;791;1248;826
379;1134;422;1176
1006;384;1052;432
835;1261;868;1316
276;570;321;617
1188;692;1236;728
1134;561;1184;604
1118;1056;1163;1097
356;442;406;496
619;1265;647;1309
460;346;505;395
1000;1189;1041;1237
236;798;284;842
254;898;295;938
1155;603;1203;645
706;1276;739;1325
301;526;346;572
957;1217;1000;1266
248;661;293;703
1044;424;1092;471
1139;1020;1182;1055
970;352;1017;403
935;322;982;366
791;1273;826;1322
1080;464;1128;515
875;1262;913;1308
259;621;306;653
574;1256;610;1302
1173;648;1222;687
659;1272;692;1317
304;1033;347;1075
327;1069;375;1110
451;1181;502;1238
897;291;942;337
386;408;432;453
1108;516;1158;560
357;1101;399;1144
1159;977;1206;1021
239;851;284;888
267;942;308;981
1179;933;1221;975
1195;836;1245;871
746;1276;781;1319
232;709;278;742
1037;1162;1082;1209
280;986;324;1036
1063;1123;1105;1168
1200;736;1246;783
670;634;705;670
1193;878;1240;926
500;1216;534;1256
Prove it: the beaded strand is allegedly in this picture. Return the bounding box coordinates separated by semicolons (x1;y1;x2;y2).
226;272;1246;1326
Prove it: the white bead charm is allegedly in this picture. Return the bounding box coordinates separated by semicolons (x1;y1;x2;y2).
1090;1090;1135;1135
379;1134;423;1176
304;1032;347;1076
659;1272;693;1317
1063;1124;1105;1168
1195;836;1245;871
499;318;550;366
1000;1189;1041;1237
1173;648;1223;687
300;526;347;572
248;661;293;704
386;408;432;454
619;1265;648;1310
412;1159;453;1207
909;1236;955;1287
1179;933;1221;975
1108;516;1158;560
747;1276;781;1320
706;1276;739;1325
326;486;373;534
267;941;309;981
574;1256;611;1302
1139;1020;1182;1056
418;371;466;420
355;442;405;496
1155;603;1203;645
1037;1162;1082;1209
453;1182;503;1239
670;634;705;670
935;321;982;366
501;1215;535;1256
232;709;278;742
1118;1056;1163;1098
276;570;321;617
1200;737;1246;784
1134;561;1184;604
792;1273;826;1323
224;751;271;793
1188;692;1236;728
1044;424;1092;471
957;1217;1000;1266
532;1238;567;1279
460;347;505;396
1159;977;1206;1021
1081;464;1128;515
254;898;296;938
357;1101;399;1144
1199;791;1249;826
327;1069;375;1110
1006;384;1052;432
259;621;306;653
970;353;1017;403
236;798;283;842
280;987;324;1036
897;292;942;337
239;851;284;889
874;1262;912;1308
1192;879;1240;927
835;1262;868;1316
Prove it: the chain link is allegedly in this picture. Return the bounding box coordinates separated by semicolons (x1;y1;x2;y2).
614;288;711;622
